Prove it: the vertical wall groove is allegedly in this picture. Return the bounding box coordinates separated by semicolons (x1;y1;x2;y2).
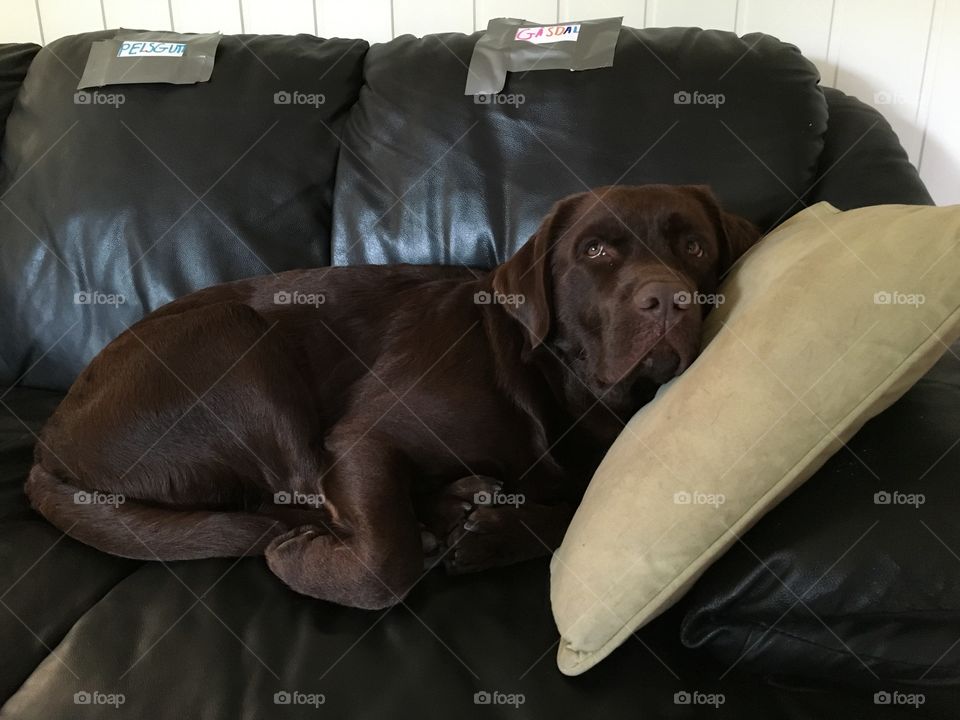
33;0;45;43
826;0;839;87
914;0;940;173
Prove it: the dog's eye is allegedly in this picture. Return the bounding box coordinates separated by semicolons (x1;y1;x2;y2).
686;240;704;258
585;241;605;258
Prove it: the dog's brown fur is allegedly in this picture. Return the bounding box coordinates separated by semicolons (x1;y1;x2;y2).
26;185;758;609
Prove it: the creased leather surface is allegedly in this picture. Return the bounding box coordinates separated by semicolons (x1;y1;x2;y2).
0;32;366;390
332;28;828;267
682;342;960;686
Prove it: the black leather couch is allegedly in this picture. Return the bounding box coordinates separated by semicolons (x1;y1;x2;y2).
1;27;958;719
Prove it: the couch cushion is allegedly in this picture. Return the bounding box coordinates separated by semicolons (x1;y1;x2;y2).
680;340;960;684
331;27;827;267
0;31;367;390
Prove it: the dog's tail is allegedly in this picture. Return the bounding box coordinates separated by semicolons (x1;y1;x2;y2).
25;464;287;560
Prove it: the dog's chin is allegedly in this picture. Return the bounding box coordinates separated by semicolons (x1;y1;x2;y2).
634;345;684;385
596;344;689;394
593;326;699;391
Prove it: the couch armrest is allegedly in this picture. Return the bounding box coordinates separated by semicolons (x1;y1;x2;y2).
807;86;933;208
0;43;40;150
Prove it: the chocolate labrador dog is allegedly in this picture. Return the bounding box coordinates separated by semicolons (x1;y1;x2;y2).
26;184;758;609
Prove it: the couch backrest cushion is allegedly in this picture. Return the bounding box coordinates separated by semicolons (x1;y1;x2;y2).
0;31;366;390
331;27;828;267
809;87;933;209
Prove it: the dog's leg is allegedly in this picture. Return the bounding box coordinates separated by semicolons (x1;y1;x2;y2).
264;434;423;609
28;301;326;560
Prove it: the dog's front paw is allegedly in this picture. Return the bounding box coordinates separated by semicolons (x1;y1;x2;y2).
444;505;520;574
421;475;501;541
446;474;502;507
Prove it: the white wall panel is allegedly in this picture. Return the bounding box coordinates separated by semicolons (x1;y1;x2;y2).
393;0;473;36
476;0;557;30
917;0;960;205
36;0;104;41
316;0;391;42
4;0;44;43
241;0;315;35
171;0;244;34
647;0;736;30
102;0;171;30
828;0;935;164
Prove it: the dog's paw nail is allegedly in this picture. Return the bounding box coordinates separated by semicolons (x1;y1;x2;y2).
464;520;479;532
460;501;472;511
420;530;438;554
273;535;303;550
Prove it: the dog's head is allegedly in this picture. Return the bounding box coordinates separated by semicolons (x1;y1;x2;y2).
492;184;760;395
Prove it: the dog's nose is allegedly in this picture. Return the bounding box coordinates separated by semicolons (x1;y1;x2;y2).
636;282;692;324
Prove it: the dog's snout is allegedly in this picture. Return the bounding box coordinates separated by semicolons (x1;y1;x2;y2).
636;282;691;323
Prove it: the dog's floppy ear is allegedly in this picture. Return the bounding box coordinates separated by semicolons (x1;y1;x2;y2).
492;195;582;349
688;185;761;274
